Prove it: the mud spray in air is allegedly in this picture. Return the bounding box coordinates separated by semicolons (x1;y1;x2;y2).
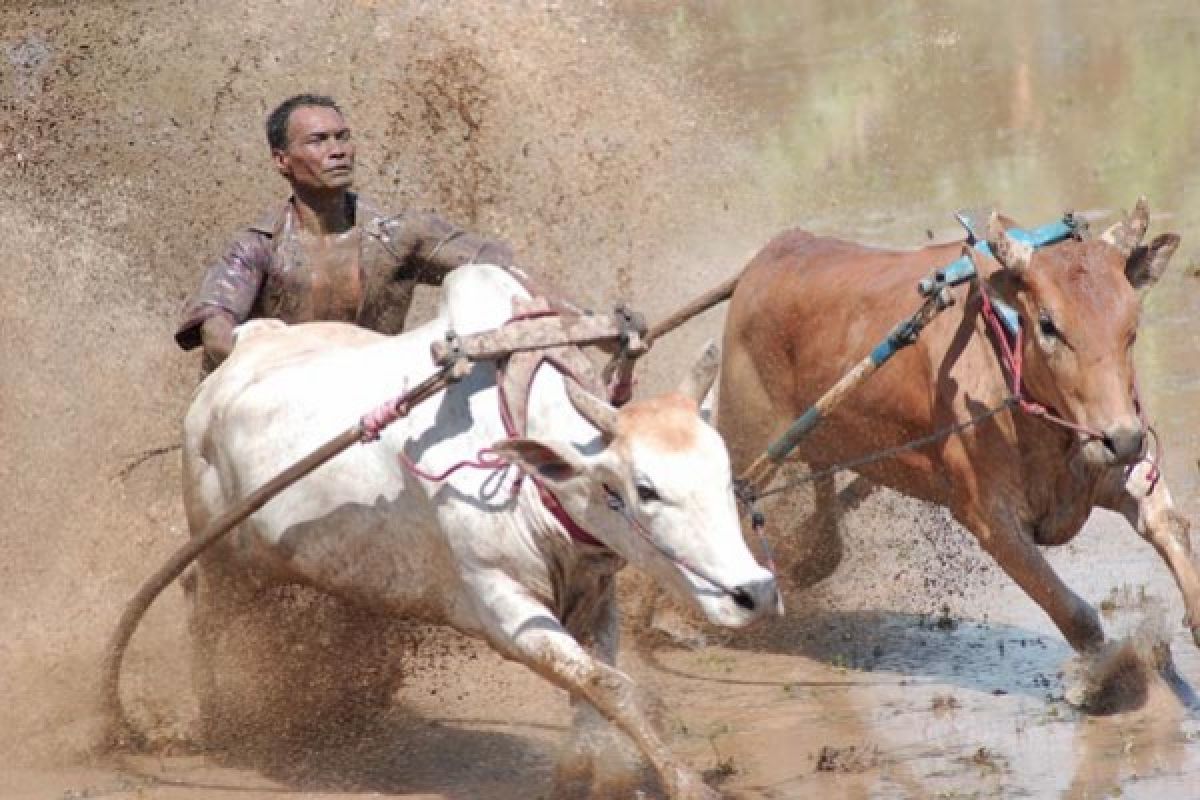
5;1;1200;798
0;0;779;783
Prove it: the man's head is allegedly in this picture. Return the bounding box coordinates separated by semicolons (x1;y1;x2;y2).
266;93;355;192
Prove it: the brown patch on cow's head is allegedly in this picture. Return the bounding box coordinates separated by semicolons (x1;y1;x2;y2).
615;392;700;454
981;203;1179;465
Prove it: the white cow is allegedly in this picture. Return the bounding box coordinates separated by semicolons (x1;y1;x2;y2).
183;263;779;799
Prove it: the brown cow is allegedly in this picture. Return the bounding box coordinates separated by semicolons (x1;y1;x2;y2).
717;198;1200;656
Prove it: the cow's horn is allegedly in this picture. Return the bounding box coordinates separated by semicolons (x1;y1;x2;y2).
677;340;720;406
1100;195;1150;257
986;212;1033;275
565;378;618;438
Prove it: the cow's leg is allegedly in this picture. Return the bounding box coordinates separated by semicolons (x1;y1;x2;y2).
969;513;1105;652
554;578;650;798
1097;463;1200;647
786;471;845;588
474;580;717;800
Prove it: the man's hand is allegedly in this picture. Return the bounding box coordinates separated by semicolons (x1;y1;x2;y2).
200;311;236;367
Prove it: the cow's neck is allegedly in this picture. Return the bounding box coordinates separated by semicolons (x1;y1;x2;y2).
518;359;616;549
968;293;1106;544
501;474;623;614
1012;409;1107;545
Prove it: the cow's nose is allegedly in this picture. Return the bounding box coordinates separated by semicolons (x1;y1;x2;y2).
1102;424;1146;464
731;577;780;614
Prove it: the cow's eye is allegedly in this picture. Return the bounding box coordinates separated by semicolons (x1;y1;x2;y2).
636;483;661;504
1037;311;1059;340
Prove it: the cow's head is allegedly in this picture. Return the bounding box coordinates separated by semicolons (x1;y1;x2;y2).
492;343;780;628
972;197;1179;467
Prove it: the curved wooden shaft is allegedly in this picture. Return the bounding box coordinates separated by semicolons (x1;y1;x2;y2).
646;274;738;345
100;367;453;749
98;424;363;747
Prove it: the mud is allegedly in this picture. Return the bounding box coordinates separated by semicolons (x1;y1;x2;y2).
4;1;1200;799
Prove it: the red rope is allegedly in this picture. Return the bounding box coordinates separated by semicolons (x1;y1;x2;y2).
1129;373;1163;491
397;447;508;482
360;397;410;443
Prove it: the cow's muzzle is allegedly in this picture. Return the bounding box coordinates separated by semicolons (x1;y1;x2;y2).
730;577;783;617
1101;423;1146;465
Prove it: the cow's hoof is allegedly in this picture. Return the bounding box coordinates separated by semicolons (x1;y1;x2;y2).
1063;638;1150;714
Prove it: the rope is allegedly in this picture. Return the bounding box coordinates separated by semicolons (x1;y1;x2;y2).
752;397;1017;501
747;286;1163;506
978;287;1104;441
398;447;508;482
603;485;745;600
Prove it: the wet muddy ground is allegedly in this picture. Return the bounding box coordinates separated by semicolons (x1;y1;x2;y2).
6;504;1200;799
4;1;1200;798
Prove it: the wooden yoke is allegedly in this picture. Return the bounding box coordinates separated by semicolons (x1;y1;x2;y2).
430;305;648;374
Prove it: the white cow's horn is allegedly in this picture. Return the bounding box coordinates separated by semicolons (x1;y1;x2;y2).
566;378;618;438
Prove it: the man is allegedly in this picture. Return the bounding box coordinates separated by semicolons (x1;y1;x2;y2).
175;93;515;370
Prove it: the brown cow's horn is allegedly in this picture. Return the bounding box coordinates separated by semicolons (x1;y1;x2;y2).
1100;195;1150;257
565;378;618;438
986;212;1033;274
677;340;721;406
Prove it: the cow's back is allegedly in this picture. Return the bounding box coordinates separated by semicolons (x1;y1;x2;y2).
181;264;533;616
717;228;989;502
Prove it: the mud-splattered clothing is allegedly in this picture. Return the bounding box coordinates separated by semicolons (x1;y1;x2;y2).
175;193;513;350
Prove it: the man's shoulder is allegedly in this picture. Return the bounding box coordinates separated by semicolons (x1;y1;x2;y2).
246;200;291;237
353;193;406;228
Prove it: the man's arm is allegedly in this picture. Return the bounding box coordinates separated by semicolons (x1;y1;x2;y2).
199;311;237;365
399;211;515;285
175;229;271;363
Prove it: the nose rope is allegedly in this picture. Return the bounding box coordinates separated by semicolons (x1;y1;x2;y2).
1135;425;1163;492
978;288;1106;441
746;501;778;575
980;288;1168;491
601;484;747;601
1130;374;1163;491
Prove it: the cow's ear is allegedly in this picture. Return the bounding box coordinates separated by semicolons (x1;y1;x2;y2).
676;340;720;407
491;437;589;486
1125;233;1179;289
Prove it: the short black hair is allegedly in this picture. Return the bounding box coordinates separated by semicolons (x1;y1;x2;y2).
265;93;342;151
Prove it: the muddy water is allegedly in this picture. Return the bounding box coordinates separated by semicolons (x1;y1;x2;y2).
613;2;1200;798
4;1;1200;799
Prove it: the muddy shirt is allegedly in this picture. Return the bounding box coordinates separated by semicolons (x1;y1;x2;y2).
174;193;514;349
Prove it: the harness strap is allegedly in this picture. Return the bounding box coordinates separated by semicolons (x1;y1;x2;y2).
534;479;606;548
494;345;609;549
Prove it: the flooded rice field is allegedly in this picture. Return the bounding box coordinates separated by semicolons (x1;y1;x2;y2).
3;1;1200;798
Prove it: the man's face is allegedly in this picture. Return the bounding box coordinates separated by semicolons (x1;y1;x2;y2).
273;105;355;191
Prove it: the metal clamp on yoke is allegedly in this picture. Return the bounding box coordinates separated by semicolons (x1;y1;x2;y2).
430;330;473;381
613;302;649;359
